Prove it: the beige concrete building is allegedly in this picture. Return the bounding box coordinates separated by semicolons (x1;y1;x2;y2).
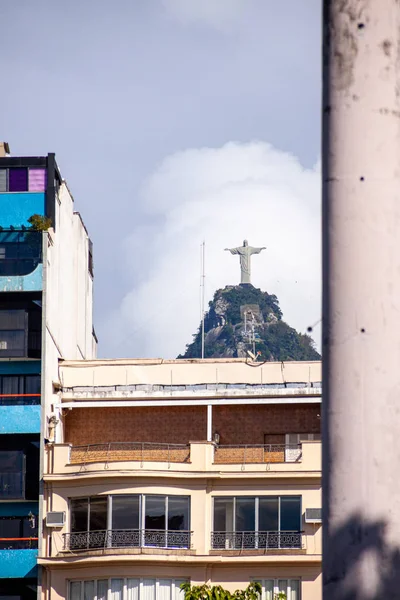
40;358;322;600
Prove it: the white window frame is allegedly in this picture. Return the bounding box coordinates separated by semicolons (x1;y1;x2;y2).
254;578;301;600
68;577;188;600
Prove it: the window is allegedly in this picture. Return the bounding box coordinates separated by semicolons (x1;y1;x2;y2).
0;168;46;193
255;579;300;600
0;451;25;499
68;494;190;550
0;375;40;404
0;516;38;549
0;310;27;358
212;496;302;549
69;579;186;600
0;231;42;277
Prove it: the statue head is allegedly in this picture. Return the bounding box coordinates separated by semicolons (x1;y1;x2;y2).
243;239;248;246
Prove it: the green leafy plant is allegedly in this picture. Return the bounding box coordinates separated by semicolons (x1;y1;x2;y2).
27;214;52;231
180;582;262;600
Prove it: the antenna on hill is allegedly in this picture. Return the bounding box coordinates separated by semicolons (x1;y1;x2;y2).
200;241;206;359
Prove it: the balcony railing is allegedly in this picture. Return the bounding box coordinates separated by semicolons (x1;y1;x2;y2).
213;444;302;464
0;537;38;550
69;442;190;465
0;394;40;406
0;230;42;277
63;529;193;551
211;531;303;550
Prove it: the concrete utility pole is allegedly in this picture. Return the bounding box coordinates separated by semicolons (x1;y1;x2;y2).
323;0;400;597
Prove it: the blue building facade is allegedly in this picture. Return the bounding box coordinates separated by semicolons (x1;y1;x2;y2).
0;153;62;598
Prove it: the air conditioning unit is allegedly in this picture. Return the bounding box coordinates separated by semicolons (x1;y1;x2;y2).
305;508;322;524
46;511;65;527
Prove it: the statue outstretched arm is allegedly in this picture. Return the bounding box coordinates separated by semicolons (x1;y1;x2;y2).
224;247;240;255
250;246;266;255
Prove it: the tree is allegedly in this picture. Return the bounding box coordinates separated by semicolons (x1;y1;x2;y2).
180;583;286;600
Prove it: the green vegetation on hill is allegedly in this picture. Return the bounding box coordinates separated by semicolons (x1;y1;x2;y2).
178;285;320;362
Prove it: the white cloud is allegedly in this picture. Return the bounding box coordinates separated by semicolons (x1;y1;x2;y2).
162;0;249;31
103;141;321;358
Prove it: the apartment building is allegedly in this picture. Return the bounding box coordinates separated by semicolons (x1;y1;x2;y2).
0;145;96;598
40;358;322;600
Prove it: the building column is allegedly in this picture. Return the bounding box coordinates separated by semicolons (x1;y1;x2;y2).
207;405;212;442
323;0;400;597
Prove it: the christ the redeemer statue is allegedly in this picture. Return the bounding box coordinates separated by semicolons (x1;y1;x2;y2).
224;240;266;285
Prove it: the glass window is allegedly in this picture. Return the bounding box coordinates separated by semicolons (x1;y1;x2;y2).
213;497;234;531
0;451;24;499
8;168;28;192
83;581;94;600
71;498;88;532
70;582;81;600
110;579;124;600
145;496;165;530
142;580;156;600
112;495;140;530
258;580;300;600
168;496;189;531
126;579;139;600
89;496;107;531
97;581;108;600
259;497;279;531
235;497;255;532
28;168;46;192
280;497;301;531
0;169;7;192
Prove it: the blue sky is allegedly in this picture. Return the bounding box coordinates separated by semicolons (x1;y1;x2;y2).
0;0;321;357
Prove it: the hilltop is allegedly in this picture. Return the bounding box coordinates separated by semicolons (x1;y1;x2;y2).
178;285;320;361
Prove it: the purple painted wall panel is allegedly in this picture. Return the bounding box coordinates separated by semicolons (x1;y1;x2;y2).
9;169;28;192
28;168;46;192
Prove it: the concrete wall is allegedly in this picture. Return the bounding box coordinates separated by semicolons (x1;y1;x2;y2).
42;182;96;436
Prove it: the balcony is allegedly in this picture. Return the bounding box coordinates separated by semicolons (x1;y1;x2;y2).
47;441;321;478
214;444;302;464
0;537;38;550
69;442;190;465
211;531;304;551
63;529;193;552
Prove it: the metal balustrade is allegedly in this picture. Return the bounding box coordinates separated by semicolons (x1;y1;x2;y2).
211;531;303;550
63;529;193;551
213;444;302;464
69;442;190;466
0;537;38;550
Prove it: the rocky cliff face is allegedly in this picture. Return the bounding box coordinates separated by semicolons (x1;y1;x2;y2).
178;285;320;361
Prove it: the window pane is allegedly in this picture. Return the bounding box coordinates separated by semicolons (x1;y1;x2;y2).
0;451;24;499
28;168;46;192
110;579;123;600
97;581;108;600
71;498;88;532
278;581;288;594
142;580;155;600
280;497;301;531
8;168;28;192
0;170;7;192
290;580;300;600
259;497;279;531
24;375;41;395
159;580;172;600
1;376;22;395
168;497;189;530
213;498;233;531
264;580;274;600
174;581;186;600
89;497;107;531
145;496;165;530
126;579;139;600
70;582;81;600
235;497;255;531
83;581;94;600
112;495;139;529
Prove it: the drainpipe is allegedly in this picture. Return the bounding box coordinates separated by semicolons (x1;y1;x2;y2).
323;0;400;597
